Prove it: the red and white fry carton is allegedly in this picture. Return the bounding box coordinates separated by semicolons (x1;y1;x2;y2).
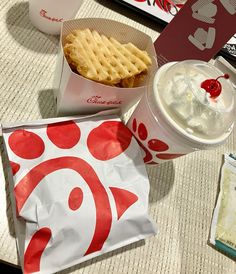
2;110;156;274
54;18;157;116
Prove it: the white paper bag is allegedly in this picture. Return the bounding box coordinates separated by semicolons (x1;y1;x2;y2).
2;110;156;274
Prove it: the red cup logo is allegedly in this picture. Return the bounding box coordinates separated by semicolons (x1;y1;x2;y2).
132;118;185;164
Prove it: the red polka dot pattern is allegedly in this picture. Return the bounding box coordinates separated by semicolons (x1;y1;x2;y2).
132;118;137;132
9;130;45;159
148;139;169;152
138;123;148;140
68;187;83;211
10;161;20;175
47;121;81;149
156;153;185;160
131;119;185;164
87;121;132;161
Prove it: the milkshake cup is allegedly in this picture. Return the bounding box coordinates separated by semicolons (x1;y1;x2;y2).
29;0;84;35
126;60;235;165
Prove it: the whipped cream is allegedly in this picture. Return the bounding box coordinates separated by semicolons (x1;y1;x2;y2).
154;62;235;140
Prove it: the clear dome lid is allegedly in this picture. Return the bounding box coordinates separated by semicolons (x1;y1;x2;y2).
151;60;235;142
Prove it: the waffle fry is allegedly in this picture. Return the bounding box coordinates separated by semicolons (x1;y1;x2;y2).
63;28;152;87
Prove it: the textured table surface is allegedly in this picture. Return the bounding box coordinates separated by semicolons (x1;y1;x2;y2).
0;1;235;273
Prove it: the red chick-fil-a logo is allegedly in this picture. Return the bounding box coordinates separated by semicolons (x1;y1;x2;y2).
6;120;139;273
40;9;63;22
87;96;122;105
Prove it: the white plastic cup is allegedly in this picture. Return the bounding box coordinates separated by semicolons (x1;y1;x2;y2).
126;61;235;165
29;0;84;35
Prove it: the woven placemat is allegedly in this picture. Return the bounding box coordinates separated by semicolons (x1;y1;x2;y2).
0;1;235;273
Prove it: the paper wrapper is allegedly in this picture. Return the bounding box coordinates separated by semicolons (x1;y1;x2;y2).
54;18;157;116
2;110;156;274
209;153;236;259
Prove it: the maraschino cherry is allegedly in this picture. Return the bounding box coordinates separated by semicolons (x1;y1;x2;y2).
201;73;230;98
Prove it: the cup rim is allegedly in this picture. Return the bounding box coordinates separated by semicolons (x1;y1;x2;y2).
146;62;234;148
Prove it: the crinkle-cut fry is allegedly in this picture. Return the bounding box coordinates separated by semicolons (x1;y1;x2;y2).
120;71;147;88
109;37;150;73
120;76;135;88
85;29;132;83
65;29;123;84
64;46;79;71
64;44;90;75
123;43;152;66
100;34;139;77
67;30;110;83
92;30;126;84
79;29;120;83
65;32;78;44
63;28;152;86
133;71;147;87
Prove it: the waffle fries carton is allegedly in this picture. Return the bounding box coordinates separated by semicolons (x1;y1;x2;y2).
2;110;156;274
54;18;157;116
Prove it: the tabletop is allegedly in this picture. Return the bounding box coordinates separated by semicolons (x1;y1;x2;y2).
0;0;236;274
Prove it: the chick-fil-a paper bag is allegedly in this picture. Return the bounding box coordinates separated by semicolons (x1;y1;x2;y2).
2;110;156;274
154;0;236;66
